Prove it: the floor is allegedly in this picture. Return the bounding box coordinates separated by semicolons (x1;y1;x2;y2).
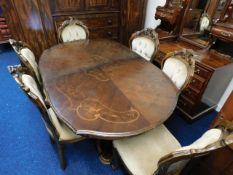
0;45;217;175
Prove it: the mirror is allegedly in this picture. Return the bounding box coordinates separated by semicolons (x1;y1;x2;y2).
155;0;187;39
181;0;226;48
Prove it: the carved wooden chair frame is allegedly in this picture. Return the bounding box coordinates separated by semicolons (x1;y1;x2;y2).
8;65;84;169
156;124;233;175
9;39;42;87
57;17;90;43
161;49;195;93
129;28;160;62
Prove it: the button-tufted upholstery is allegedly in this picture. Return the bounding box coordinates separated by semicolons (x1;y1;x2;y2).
61;25;87;43
162;57;188;90
130;28;159;62
132;37;156;61
58;17;89;43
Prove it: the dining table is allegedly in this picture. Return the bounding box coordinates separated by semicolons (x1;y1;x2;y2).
39;39;178;140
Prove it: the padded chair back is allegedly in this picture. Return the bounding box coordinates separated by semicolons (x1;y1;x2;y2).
130;28;159;61
9;39;41;85
8;65;58;138
58;17;89;43
156;127;233;175
162;49;195;92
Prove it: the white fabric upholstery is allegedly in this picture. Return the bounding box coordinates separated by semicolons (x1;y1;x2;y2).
61;25;87;43
21;74;45;107
47;108;82;141
132;37;155;61
21;74;81;141
162;57;188;89
20;48;41;83
178;128;222;151
113;125;181;175
199;16;210;33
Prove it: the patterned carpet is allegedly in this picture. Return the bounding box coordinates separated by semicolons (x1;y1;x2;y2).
0;44;217;175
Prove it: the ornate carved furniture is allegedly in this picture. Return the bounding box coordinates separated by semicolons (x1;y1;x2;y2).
58;17;89;43
129;28;159;62
162;49;195;92
8;65;84;170
0;0;147;58
155;0;189;39
9;39;42;86
0;8;11;44
113;122;233;175
39;39;178;139
153;0;233;121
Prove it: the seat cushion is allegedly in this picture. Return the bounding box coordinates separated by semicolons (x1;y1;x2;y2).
113;124;181;175
61;25;87;42
20;48;41;84
162;57;188;90
47;108;83;141
132;37;156;61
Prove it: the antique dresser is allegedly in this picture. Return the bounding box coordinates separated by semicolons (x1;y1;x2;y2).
0;0;147;59
154;0;233;120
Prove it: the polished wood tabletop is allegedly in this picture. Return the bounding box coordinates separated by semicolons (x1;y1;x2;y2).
39;39;178;139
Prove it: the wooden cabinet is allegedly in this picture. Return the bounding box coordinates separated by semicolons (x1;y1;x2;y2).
0;10;11;44
0;0;147;59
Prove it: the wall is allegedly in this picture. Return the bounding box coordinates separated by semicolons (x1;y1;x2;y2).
144;0;166;28
216;78;233;111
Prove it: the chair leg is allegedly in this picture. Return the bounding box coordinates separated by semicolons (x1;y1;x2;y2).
49;136;55;145
57;143;66;170
111;147;120;170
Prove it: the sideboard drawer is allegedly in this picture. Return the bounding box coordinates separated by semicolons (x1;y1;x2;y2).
89;27;119;40
54;13;119;29
189;75;206;91
211;25;233;42
195;63;213;79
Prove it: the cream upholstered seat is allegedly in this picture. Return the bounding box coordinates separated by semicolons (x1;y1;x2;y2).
113;125;223;175
162;49;195;92
58;17;89;43
9;39;41;85
8;66;84;169
21;74;81;141
130;28;159;62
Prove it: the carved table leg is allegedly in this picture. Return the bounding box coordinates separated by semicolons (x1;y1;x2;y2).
96;140;113;165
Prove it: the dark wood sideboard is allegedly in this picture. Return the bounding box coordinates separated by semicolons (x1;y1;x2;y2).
0;0;147;60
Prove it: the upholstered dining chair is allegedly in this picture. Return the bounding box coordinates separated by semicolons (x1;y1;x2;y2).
161;49;195;93
129;28;159;62
9;39;42;86
58;17;89;43
113;123;233;175
8;65;84;169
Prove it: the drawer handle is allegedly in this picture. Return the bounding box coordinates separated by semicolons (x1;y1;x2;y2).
107;32;112;36
191;79;196;84
220;31;232;37
107;20;113;25
195;69;200;74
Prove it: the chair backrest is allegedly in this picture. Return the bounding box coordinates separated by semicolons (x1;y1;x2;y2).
9;39;41;85
162;49;195;92
155;126;233;175
129;28;159;62
8;65;58;139
58;17;89;43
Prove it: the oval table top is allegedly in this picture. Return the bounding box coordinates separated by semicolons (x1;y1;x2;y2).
39;39;178;140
